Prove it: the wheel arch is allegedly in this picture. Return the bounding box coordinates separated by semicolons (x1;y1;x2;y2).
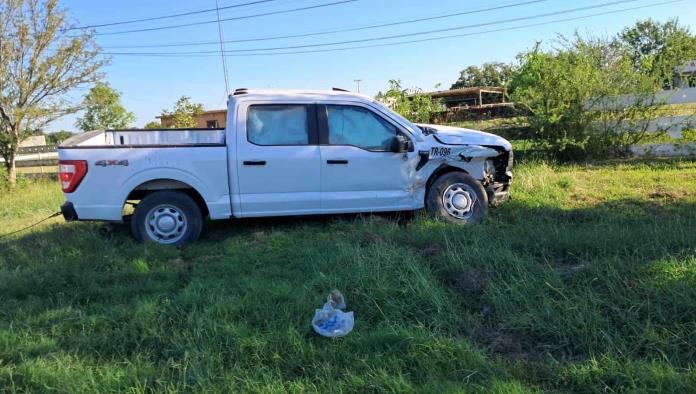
124;178;209;218
424;165;469;199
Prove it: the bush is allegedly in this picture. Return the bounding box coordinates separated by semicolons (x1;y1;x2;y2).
378;80;440;123
511;35;664;161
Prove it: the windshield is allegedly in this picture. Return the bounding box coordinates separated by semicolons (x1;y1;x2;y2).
370;100;421;136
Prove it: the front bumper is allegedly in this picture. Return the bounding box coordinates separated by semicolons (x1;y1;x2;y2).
60;201;79;221
486;149;513;206
486;166;512;206
486;181;511;205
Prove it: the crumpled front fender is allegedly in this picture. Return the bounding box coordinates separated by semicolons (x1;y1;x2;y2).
401;144;508;205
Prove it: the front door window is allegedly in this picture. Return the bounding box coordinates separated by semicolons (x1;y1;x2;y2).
326;105;396;151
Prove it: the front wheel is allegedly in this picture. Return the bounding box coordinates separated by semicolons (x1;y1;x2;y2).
131;191;203;245
425;172;488;224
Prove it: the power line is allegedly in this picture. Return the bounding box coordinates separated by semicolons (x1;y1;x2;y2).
101;0;549;49
66;0;281;30
101;0;647;55
215;0;231;95
94;0;359;36
100;0;681;58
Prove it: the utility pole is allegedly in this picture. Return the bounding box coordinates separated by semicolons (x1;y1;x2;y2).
353;79;362;93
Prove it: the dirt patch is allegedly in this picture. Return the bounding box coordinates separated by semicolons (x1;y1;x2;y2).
365;214;392;225
475;326;532;358
446;267;490;298
440;267;587;363
248;230;266;246
649;188;688;203
556;210;598;223
360;232;385;247
98;223;116;237
418;244;443;260
472;325;583;362
168;257;190;271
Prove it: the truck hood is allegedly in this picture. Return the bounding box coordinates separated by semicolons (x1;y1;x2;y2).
416;123;512;151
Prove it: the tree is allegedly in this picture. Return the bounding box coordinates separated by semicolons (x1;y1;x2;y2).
143;121;161;129
451;62;517;90
45;130;73;144
379;80;440;123
511;34;661;160
161;96;204;128
0;0;104;185
618;18;696;88
75;83;134;131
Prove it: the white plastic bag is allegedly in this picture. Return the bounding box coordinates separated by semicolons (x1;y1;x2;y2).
311;290;354;337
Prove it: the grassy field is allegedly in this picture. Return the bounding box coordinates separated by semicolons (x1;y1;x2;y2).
1;160;695;393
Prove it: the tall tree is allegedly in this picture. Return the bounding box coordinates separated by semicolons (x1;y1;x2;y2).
75;83;134;131
161;96;204;128
618;18;696;88
451;62;517;90
0;0;104;185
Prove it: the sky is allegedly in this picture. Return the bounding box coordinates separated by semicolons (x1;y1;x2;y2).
49;0;696;132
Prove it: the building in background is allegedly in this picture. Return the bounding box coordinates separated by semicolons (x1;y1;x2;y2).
157;109;227;128
418;86;509;109
675;60;696;88
19;135;46;147
413;86;515;123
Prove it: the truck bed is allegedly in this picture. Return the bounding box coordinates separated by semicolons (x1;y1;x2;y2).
58;128;232;222
60;128;226;148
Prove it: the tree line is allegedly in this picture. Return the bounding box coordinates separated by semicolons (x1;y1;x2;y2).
384;18;696;161
2;0;695;186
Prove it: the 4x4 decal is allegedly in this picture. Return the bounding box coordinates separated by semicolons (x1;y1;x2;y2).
95;160;129;167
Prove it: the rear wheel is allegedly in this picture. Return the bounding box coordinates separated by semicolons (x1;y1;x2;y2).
425;172;488;224
131;191;202;245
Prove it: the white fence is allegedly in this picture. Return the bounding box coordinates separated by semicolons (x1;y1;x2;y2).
657;87;696;105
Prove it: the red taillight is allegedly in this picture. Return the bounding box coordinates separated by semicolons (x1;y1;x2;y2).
58;160;88;193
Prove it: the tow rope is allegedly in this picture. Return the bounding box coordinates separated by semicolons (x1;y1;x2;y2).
0;211;62;240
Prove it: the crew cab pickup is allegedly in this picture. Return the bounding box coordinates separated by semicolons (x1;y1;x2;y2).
58;89;513;245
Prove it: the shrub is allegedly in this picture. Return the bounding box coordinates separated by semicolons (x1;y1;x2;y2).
378;80;441;123
511;35;664;161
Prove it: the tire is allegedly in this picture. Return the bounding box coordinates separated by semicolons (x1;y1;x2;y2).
425;172;488;224
130;191;203;246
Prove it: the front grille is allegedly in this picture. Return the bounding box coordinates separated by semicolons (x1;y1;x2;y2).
493;150;512;182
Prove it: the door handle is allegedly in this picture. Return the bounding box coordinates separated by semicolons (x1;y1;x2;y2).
243;160;266;166
326;159;348;164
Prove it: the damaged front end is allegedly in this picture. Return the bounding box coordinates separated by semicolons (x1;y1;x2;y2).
414;123;513;206
482;147;513;205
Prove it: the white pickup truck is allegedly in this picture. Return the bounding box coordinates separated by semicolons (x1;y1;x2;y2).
58;89;512;245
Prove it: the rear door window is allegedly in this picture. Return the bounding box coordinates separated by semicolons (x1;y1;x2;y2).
247;105;309;145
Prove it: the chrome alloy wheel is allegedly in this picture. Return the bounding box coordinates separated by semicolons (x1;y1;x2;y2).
145;204;188;244
442;183;478;220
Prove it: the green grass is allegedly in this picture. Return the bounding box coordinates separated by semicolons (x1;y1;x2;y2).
1;161;695;393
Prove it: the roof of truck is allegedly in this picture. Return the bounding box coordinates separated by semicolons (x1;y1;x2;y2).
229;88;375;102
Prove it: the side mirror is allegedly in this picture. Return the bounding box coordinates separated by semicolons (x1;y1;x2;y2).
391;135;413;153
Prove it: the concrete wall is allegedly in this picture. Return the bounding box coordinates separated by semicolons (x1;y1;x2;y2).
19;135;46;147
